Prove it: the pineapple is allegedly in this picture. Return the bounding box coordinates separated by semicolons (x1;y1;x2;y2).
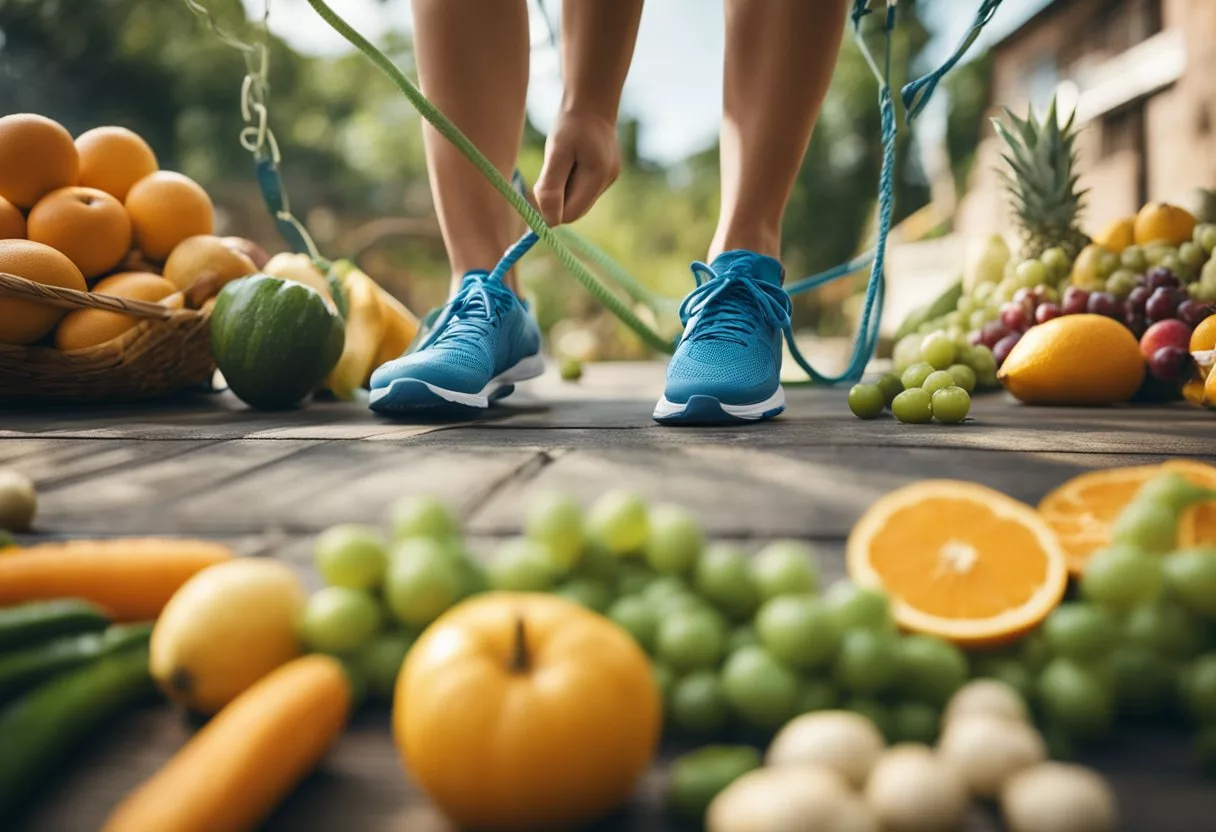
992;96;1091;260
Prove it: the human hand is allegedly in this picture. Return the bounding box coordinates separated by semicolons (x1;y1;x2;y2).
533;109;621;226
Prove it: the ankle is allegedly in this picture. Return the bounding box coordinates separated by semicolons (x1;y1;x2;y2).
710;224;782;261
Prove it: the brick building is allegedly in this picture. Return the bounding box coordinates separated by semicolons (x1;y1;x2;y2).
956;0;1216;240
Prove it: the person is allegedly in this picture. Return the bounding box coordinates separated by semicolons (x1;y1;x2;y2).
369;0;850;424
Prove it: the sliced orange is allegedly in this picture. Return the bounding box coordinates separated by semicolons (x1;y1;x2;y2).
1038;461;1216;572
846;480;1068;648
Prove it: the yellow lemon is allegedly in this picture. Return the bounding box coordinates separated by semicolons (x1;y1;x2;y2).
1134;202;1196;247
1093;216;1136;254
997;314;1145;405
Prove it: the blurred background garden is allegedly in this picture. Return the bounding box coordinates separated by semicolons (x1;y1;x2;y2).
0;0;1084;363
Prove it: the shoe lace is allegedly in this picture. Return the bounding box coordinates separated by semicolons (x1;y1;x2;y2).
423;272;518;350
678;260;792;347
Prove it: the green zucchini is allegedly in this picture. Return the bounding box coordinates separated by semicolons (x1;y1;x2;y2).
0;599;109;652
0;622;152;703
0;643;155;815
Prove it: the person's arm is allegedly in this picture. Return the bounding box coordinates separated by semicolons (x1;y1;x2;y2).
533;0;644;226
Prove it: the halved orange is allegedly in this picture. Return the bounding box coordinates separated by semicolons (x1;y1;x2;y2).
846;480;1069;648
1038;461;1216;572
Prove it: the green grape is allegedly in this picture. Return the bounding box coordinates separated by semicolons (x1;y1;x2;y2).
1159;252;1184;275
848;384;886;419
587;489;649;556
1124;602;1204;659
656;608;727;672
1043;603;1118;660
891;702;940;744
943;311;965;329
575;542;618;584
388;495;459;542
299;587;384;654
1182;654;1216;723
450;549;489;600
694;544;760;621
1164;548;1216;617
1105;269;1137;297
555;578;614;613
1016;259;1048;286
1037;658;1114;740
921;370;956;394
653;662;677;704
957;296;977;316
666;745;762;821
350;630;414;701
897;634;968;705
962;344;997;378
974;281;996;302
824;581;893;631
486;538;556;592
1109;645;1177;718
1041;246;1072;278
892;388;933;424
670;670;730;735
921;332;958;370
900;361;936;390
720;646;801;730
644;504;705;576
1138;474;1215;514
726;625;760;653
386;539;465;628
972;656;1035;702
892;334;924;374
617;562;657;596
931;387;971;424
968;310;989;330
1180;241;1206;268
755;595;841;670
751;540;819;601
876;374;904;406
523;491;585;572
1111;498;1181;554
1019;628;1052;671
1120;245;1147;273
946;363;977;394
797;679;837;714
644;574;692;606
1079;545;1164;613
1097;250;1121;279
314;524;389;591
608;596;658;652
844;697;893;740
834;629;900;695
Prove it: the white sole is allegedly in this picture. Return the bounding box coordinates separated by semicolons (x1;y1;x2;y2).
652;386;786;421
370;353;545;410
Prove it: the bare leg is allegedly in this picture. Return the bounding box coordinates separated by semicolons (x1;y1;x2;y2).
711;0;849;261
412;0;530;292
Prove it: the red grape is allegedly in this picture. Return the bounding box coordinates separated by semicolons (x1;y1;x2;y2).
993;332;1022;367
1012;287;1034;309
1139;319;1192;361
1062;287;1091;315
1000;303;1028;332
1146;267;1180;291
1146;287;1181;323
1124;311;1147;339
1127;285;1152;314
1087;291;1122;319
1148;346;1196;383
1178;299;1215;328
1035;303;1063;324
980;321;1012;349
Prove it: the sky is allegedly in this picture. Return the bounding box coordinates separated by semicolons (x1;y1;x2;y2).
243;0;1050;165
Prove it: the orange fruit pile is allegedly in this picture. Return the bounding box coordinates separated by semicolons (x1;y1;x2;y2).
0;112;257;351
846;480;1070;647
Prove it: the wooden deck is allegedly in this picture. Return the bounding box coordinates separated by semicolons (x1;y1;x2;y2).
5;361;1216;832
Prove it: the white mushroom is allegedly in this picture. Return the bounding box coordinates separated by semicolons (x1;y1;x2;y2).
766;710;886;789
937;713;1046;798
1001;762;1117;832
942;678;1029;726
864;744;969;832
707;765;879;832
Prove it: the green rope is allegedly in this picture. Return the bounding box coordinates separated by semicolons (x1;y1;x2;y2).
302;0;675;354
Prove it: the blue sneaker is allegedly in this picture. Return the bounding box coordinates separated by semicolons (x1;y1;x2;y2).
654;250;791;425
368;269;543;414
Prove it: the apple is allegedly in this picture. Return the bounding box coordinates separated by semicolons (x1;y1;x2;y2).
1139;319;1192;362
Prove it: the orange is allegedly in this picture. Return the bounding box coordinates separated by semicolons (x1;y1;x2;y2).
1193;316;1216;354
997;314;1145;405
75;126;159;202
55;272;179;351
0;239;88;344
0;114;79;209
1094;216;1135;254
26;186;132;279
124;171;214;261
1039;461;1216;572
1134;202;1196;247
846;480;1069;647
0;196;25;239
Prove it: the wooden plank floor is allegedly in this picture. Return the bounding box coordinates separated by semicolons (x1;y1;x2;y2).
5;362;1216;832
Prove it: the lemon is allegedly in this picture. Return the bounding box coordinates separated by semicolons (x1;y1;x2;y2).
997;314;1144;405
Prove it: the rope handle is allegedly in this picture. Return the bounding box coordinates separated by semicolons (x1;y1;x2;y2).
0;273;181;321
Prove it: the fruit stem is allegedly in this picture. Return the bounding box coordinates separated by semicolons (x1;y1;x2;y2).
511;615;529;673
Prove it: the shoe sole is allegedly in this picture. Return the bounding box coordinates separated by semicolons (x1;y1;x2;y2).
652;387;785;425
368;353;545;415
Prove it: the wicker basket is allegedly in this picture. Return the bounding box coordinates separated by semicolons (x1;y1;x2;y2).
0;272;216;404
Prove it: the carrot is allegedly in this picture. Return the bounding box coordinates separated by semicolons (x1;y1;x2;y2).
0;538;232;621
103;654;352;832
